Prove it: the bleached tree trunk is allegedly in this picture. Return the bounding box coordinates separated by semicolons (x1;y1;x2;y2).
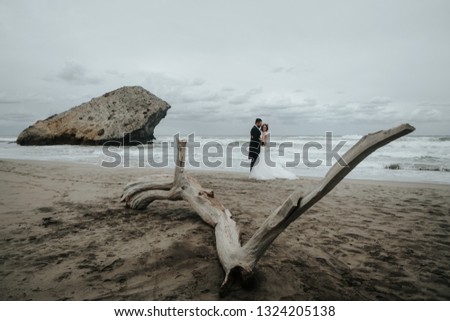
121;124;415;295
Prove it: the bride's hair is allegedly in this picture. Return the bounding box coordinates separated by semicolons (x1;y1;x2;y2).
262;123;269;132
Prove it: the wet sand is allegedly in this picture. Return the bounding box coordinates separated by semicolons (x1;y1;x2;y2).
0;159;449;300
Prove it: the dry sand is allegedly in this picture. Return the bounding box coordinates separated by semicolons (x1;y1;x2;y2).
0;159;449;300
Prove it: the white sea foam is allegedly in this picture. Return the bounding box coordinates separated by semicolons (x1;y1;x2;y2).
1;134;449;184
0;136;17;143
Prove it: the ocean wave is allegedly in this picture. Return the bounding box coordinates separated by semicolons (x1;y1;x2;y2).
423;136;450;142
1;134;450;184
385;164;402;170
414;164;450;172
0;137;17;143
418;155;443;162
385;163;450;172
341;134;363;140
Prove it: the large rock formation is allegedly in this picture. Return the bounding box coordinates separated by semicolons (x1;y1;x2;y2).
16;86;170;145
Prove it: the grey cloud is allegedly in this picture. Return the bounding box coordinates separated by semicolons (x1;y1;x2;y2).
169;106;234;122
2;112;37;122
0;91;55;105
257;96;317;110
0;92;24;105
272;66;294;74
249;96;319;126
408;107;449;122
0;99;21;104
418;102;450;108
179;92;223;104
229;97;249;105
299;98;317;108
188;78;206;87
105;70;126;78
56;61;101;85
142;72;217;105
258;96;396;125
1;0;450;135
247;88;263;95
221;87;235;92
417;102;450;118
229;88;263;105
317;98;401;123
357;97;392;110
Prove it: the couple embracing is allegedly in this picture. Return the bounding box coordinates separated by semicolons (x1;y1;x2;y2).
248;118;296;180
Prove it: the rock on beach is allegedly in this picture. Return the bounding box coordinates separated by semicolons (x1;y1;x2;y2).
16;86;170;145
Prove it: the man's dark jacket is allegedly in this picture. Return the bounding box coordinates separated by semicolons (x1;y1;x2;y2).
249;125;261;160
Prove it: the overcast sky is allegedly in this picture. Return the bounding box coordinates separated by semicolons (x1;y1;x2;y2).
1;0;449;136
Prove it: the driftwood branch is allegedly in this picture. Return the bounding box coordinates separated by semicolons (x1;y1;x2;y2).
121;123;415;295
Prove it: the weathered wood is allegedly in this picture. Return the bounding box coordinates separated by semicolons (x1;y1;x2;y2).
121;175;173;203
122;124;415;294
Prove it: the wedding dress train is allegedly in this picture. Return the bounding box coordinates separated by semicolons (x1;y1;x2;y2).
249;147;297;180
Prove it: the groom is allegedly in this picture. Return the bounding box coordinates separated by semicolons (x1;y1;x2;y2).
249;118;262;171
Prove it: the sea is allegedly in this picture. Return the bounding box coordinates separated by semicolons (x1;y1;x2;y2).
1;134;449;185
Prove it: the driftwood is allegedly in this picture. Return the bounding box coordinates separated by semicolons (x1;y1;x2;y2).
121;123;415;295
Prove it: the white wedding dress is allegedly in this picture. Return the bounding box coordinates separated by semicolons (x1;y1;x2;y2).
249;144;297;180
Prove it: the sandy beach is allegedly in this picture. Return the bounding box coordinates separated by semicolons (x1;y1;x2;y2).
0;159;449;300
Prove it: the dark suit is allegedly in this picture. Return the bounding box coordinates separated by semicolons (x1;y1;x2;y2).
249;125;261;170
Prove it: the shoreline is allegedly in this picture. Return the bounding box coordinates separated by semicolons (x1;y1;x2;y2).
1;158;449;300
2;157;449;188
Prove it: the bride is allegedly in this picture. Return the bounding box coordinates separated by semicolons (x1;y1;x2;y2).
249;123;297;180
